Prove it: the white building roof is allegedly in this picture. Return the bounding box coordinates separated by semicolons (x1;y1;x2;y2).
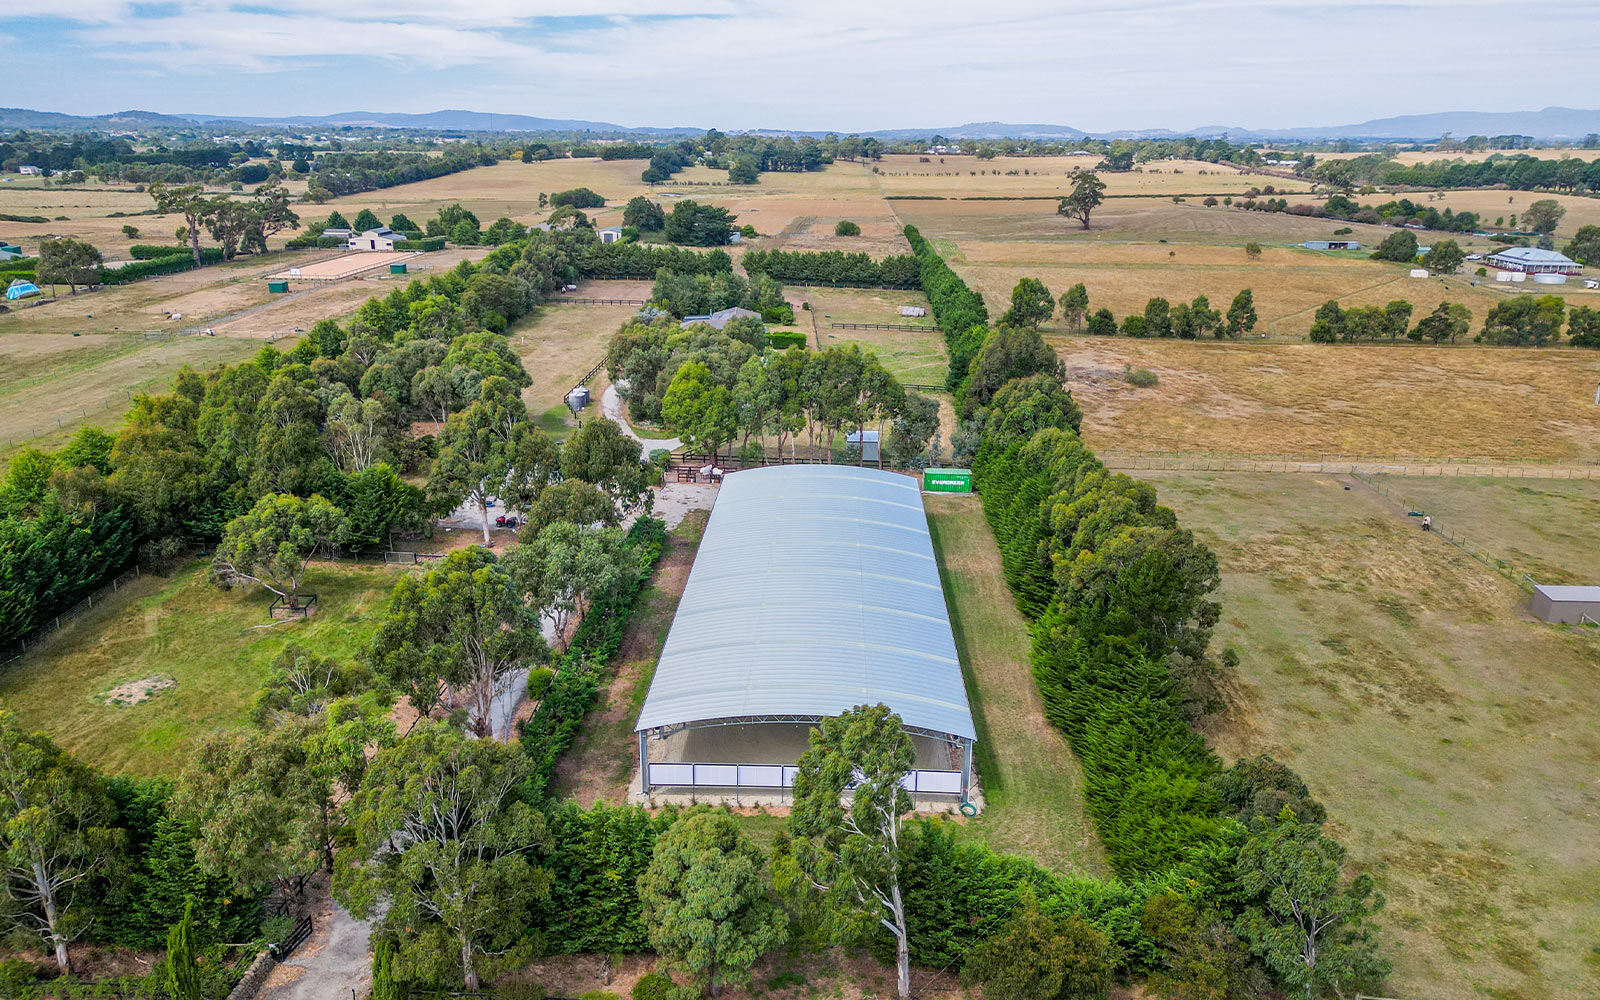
1533;584;1600;602
1489;247;1578;265
636;465;976;741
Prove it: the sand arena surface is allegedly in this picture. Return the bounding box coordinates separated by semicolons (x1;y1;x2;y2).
269;250;417;281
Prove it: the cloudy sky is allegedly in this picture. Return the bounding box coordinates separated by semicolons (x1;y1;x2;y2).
8;1;1599;131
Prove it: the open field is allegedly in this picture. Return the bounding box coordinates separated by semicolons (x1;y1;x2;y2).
509;282;646;431
1409;188;1600;237
955;242;1545;340
0;247;486;459
1366;474;1600;583
804;287;945;383
1050;337;1600;462
1315;147;1600;165
1130;470;1600;1000
0;560;405;775
0;333;257;457
926;496;1109;876
872;155;1313;198
896;196;1406;247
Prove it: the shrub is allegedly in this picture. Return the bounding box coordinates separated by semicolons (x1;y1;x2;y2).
767;330;807;350
494;984;547;1000
580;991;621;1000
834;219;861;236
1123;364;1158;387
632;972;674;1000
526;666;555;701
0;959;40;993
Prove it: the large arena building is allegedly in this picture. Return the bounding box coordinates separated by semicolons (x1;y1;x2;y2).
635;465;977;802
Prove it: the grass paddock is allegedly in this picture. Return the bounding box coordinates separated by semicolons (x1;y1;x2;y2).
0;559;405;775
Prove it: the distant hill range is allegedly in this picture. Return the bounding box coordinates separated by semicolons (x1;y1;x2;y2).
4;105;1600;142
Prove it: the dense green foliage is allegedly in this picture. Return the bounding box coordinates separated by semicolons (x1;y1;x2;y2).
741;248;920;288
903;225;989;391
517;516;668;800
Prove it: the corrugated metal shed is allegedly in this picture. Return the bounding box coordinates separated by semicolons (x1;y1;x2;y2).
636;465;976;741
1530;584;1600;625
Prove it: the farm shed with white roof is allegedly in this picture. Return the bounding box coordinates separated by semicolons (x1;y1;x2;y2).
635;465;977;800
1529;584;1600;625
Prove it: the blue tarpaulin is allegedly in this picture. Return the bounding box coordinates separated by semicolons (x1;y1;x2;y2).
5;279;40;300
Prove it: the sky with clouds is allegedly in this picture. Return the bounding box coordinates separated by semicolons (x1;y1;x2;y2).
8;1;1599;132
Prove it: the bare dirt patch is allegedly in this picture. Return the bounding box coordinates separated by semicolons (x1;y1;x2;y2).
99;673;177;707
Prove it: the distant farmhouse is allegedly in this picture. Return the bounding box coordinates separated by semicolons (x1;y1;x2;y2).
679;306;761;330
17;165;41;176
1485;247;1582;275
1302;239;1361;251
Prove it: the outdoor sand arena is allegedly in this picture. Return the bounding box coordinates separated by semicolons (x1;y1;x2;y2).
269;251;417;281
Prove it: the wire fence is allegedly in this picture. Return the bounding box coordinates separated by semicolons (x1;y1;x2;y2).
1348;473;1533;591
0;564;144;665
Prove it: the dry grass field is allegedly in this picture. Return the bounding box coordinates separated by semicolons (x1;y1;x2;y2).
1315;147;1600;165
0;334;258;458
896;196;1400;246
1050;337;1600;462
955;243;1561;340
872;155;1312;198
0;247;486;459
1134;470;1600;1000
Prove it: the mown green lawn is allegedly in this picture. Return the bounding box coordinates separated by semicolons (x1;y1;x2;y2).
925;496;1110;877
0;559;407;775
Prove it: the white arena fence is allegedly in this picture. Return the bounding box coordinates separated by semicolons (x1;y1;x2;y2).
647;762;963;795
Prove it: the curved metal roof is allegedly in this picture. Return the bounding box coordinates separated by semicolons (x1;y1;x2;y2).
636;465;976;742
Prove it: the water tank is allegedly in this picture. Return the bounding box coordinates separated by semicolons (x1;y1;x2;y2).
565;386;590;412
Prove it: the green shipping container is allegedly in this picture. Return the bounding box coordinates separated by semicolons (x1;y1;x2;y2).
267;279;289;293
389;263;407;274
923;468;973;494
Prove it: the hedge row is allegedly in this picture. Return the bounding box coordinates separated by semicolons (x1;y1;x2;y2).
904;224;989;391
99;252;215;285
517;515;669;799
394;236;445;252
974;428;1229;879
576;241;733;280
741;248;921;289
284;234;348;249
128;244;191;259
768;330;807;349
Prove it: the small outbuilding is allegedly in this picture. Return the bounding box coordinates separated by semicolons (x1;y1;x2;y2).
1301;240;1362;251
598;226;623;244
17;165;41;176
899;305;927;317
845;429;880;462
1530;584;1600;625
1584;278;1599;289
1409;268;1429;278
